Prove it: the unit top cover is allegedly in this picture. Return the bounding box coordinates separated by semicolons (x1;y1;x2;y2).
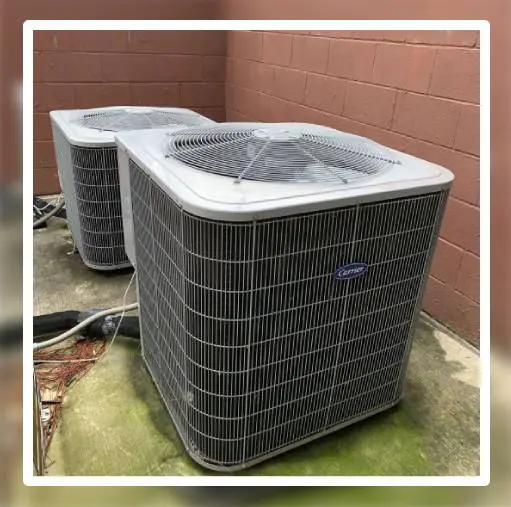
116;123;454;221
50;106;215;145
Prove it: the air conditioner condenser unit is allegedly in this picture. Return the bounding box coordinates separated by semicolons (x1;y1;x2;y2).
115;123;453;471
50;106;215;270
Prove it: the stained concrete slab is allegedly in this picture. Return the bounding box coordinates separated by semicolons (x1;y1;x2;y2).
34;218;480;476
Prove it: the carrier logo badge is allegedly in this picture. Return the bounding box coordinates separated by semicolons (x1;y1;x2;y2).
334;263;368;280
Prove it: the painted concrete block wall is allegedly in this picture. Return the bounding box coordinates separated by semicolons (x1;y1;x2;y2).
33;30;226;195
225;30;480;343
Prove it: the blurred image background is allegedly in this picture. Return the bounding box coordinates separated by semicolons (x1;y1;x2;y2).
1;0;510;506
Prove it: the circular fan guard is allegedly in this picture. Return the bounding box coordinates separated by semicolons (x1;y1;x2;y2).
165;124;401;184
76;108;208;132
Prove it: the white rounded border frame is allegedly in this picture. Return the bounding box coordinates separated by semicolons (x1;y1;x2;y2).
22;18;490;487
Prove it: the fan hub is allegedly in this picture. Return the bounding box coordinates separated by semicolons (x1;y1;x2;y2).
252;128;302;142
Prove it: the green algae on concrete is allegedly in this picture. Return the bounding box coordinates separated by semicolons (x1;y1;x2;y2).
45;318;478;476
49;338;200;477
242;405;434;476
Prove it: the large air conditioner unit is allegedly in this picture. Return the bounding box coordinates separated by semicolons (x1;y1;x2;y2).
115;123;453;471
50;106;215;270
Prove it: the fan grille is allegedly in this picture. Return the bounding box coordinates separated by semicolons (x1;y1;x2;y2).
77;108;208;132
166;124;401;184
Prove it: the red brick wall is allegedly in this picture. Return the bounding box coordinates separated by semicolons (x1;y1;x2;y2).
225;30;480;344
33;30;226;194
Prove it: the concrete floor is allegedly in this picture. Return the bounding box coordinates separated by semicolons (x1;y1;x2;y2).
34;218;480;476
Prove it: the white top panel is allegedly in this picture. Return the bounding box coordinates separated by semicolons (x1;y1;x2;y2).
50;106;216;147
116;123;454;221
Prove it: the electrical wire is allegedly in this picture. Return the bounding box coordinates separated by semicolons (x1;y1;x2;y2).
34;195;63;214
34;195;59;215
33;272;137;361
33;200;52;214
33;205;44;217
33;200;65;229
104;271;136;354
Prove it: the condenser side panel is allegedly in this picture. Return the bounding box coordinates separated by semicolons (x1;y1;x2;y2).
51;124;85;257
70;146;130;269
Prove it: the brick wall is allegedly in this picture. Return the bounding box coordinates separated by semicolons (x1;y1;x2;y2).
225;30;480;343
33;30;226;194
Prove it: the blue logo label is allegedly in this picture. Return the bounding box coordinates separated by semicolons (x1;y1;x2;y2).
334;263;369;280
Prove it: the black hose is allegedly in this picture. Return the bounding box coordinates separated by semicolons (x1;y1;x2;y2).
87;316;140;340
33;311;80;337
33;311;140;341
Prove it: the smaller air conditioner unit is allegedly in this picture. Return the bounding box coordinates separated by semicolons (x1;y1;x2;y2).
50;106;215;270
116;123;453;471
